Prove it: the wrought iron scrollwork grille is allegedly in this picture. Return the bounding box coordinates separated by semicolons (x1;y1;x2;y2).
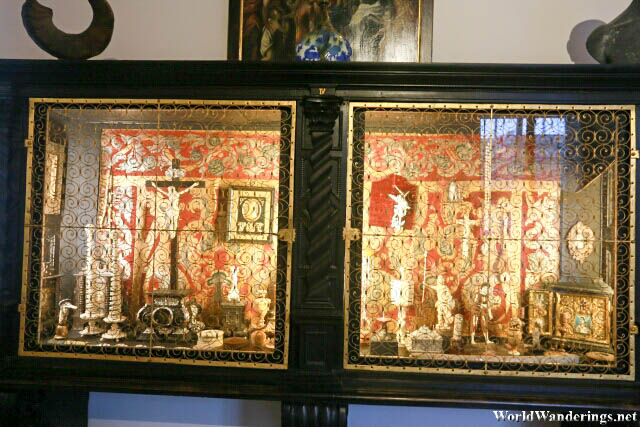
344;102;636;380
20;99;295;369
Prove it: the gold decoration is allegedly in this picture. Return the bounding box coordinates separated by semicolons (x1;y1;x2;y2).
342;227;361;241
227;187;275;243
277;228;296;243
554;293;610;346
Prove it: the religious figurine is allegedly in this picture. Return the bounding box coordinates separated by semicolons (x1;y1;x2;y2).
388;185;410;232
220;267;248;337
532;319;544;355
452;314;464;343
430;275;455;331
447;181;460;202
470;281;493;344
558;310;574;337
228;266;241;303
151;181;199;239
456;212;479;262
390;266;413;345
54;299;77;340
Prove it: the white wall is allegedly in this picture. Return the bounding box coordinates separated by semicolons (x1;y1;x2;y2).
1;1;631;426
0;0;632;63
432;0;630;63
88;393;281;427
0;0;228;60
88;393;558;427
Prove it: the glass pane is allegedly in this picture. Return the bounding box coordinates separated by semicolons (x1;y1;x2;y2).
22;100;294;368
346;103;633;379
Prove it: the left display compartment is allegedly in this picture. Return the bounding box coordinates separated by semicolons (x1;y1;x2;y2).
19;99;295;369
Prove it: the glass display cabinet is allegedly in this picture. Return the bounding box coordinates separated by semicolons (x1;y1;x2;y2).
344;103;633;379
21;99;294;368
0;61;638;424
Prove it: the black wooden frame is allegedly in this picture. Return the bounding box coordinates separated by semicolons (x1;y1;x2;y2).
0;61;639;417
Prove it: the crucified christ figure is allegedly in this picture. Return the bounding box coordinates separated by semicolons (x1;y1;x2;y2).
152;182;199;239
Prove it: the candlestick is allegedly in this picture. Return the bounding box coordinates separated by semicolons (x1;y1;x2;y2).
80;224;106;336
102;230;127;341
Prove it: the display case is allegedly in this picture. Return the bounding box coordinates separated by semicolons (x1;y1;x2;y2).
344;102;633;379
18;99;294;368
0;61;639;421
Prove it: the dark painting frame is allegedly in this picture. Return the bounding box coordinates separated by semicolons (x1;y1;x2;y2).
228;0;433;62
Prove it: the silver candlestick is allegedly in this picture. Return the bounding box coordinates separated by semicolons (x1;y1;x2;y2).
79;224;107;336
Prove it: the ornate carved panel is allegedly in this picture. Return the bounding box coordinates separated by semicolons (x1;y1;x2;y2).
282;401;348;427
296;97;344;312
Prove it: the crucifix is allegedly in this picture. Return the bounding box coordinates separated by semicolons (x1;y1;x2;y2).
146;159;204;290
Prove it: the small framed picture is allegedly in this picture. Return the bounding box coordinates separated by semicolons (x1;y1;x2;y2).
226;187;275;243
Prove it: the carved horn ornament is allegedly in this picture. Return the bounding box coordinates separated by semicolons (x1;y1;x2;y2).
586;0;640;64
22;0;114;60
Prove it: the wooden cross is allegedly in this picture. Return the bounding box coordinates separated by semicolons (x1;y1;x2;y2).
146;159;204;290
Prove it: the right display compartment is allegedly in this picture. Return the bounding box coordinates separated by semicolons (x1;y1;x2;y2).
344;102;636;380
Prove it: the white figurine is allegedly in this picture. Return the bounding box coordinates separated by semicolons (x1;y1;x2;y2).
389;186;410;232
457;213;479;262
532;319;543;351
447;181;459;202
430;275;455;331
470;281;493;344
228;266;241;303
151;182;199;239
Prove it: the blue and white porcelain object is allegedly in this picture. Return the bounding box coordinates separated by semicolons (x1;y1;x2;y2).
296;28;352;62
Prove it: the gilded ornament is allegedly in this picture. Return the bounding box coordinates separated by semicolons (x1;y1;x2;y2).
567;221;595;264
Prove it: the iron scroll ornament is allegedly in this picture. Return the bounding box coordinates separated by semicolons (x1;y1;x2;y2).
22;0;114;60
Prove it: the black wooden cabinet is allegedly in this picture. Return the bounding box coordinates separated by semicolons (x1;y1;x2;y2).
0;61;639;425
